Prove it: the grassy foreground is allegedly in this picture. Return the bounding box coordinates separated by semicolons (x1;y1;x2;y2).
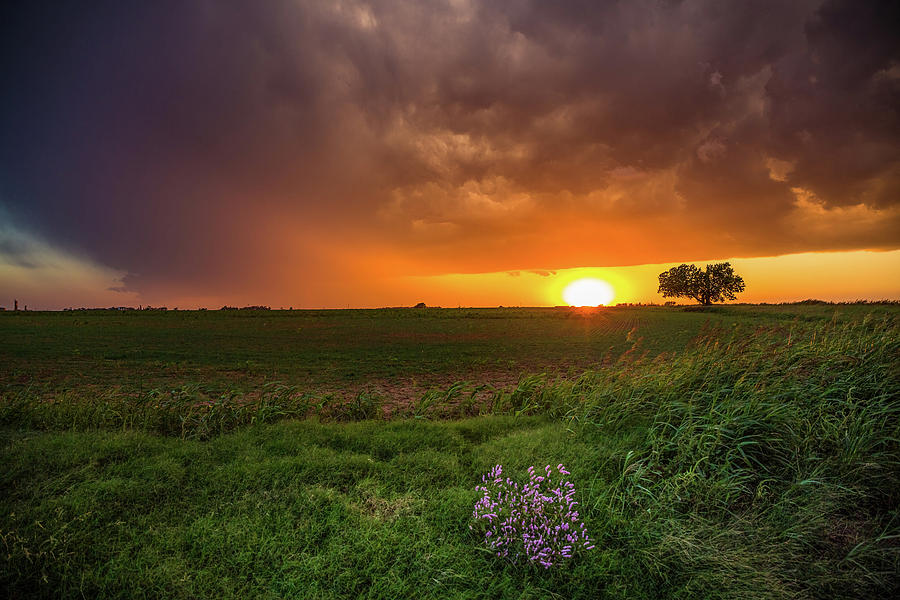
2;309;899;598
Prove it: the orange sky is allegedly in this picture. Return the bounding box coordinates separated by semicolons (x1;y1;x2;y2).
320;250;900;308
3;243;897;310
396;250;900;309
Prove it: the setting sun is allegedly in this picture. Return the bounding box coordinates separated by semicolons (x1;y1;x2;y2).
562;278;615;307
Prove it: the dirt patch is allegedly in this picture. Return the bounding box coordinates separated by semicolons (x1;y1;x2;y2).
352;492;420;521
825;517;871;554
379;332;496;342
304;361;609;419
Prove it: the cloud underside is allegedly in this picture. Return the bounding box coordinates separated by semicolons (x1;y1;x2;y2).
0;0;898;299
0;224;139;308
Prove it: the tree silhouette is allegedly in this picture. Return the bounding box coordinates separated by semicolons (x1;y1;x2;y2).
658;262;745;305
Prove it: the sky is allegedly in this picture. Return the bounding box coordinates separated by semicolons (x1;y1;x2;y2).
1;0;898;309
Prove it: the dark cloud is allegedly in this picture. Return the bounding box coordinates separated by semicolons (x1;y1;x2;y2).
766;0;900;208
0;0;897;301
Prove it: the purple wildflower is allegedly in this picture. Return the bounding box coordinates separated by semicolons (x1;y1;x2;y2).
471;464;595;568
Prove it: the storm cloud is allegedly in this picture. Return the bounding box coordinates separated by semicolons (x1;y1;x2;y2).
1;0;897;302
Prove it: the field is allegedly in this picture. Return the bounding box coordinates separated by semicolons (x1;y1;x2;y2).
0;304;884;413
2;305;899;598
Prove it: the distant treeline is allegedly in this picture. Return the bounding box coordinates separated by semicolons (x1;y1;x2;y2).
755;299;900;306
8;299;898;312
219;305;271;311
54;305;273;312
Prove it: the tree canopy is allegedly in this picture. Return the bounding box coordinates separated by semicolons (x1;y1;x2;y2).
657;262;745;305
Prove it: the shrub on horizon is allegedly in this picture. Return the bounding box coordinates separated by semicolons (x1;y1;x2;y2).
471;464;594;568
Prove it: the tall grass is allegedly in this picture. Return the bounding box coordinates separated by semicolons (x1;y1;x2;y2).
2;313;898;597
3;315;897;442
459;314;899;595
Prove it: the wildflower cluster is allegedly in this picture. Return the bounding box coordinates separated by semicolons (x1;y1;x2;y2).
471;464;594;568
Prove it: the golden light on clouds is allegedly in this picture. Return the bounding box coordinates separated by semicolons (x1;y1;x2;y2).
1;1;897;308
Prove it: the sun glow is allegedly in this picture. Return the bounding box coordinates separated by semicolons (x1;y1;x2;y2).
562;278;615;307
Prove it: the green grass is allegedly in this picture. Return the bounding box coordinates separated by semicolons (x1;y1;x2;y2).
2;304;889;396
1;305;899;598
